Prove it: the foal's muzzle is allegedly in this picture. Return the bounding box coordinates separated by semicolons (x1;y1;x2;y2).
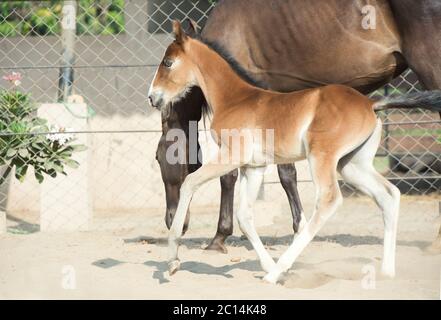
148;93;164;109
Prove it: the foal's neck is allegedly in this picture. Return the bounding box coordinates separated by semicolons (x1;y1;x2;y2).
189;39;259;114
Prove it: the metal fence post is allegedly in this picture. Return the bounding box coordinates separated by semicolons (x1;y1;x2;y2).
58;0;77;102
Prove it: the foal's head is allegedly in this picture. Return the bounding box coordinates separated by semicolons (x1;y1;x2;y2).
148;20;198;110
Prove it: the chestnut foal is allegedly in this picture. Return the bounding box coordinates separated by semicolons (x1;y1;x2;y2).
148;21;441;284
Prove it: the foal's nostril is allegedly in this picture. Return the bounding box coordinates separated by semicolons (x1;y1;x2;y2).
149;93;163;109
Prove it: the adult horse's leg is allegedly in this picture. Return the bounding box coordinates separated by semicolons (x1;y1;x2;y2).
205;169;238;253
277;164;306;233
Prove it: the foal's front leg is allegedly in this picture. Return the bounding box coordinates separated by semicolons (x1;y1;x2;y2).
168;162;239;275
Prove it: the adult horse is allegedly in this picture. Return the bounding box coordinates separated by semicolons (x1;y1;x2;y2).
155;0;441;253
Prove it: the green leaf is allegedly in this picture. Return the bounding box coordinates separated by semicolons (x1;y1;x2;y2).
31;142;44;150
47;169;57;178
18;148;29;158
53;163;64;173
6;148;16;158
64;159;80;169
44;161;54;171
34;170;44;183
15;164;29;182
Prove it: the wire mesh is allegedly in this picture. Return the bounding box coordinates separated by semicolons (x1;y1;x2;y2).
0;0;439;233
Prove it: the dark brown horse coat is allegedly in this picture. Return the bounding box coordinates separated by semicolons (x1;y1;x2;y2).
156;0;441;252
204;0;405;93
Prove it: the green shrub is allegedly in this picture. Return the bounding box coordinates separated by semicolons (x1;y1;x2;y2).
0;21;17;37
29;7;59;35
0;0;125;37
106;10;124;34
0;73;86;184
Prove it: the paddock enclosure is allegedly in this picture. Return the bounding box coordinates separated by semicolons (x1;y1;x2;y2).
0;1;440;299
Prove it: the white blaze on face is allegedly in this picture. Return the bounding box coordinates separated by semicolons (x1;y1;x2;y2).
148;58;184;107
148;65;160;100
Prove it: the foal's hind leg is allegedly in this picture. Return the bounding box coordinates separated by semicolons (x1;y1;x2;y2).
339;160;400;277
237;167;276;272
338;121;400;277
264;155;343;284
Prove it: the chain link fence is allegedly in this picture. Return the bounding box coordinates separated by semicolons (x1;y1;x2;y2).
0;0;439;233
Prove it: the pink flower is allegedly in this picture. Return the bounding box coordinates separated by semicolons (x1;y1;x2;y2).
2;72;22;86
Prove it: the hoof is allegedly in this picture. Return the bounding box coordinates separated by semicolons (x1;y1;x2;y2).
168;260;180;276
263;272;280;285
205;239;228;254
298;213;307;233
182;223;189;236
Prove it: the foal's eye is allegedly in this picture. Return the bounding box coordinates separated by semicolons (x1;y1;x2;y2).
163;58;173;68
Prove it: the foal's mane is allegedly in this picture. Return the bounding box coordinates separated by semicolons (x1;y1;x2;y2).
182;34;268;121
184;34;268;121
194;36;268;90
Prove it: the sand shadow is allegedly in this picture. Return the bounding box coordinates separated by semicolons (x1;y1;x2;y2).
124;234;298;251
125;233;430;251
109;233;432;285
90;255;262;285
6;215;39;234
144;259;262;284
123;235;262;250
314;234;430;250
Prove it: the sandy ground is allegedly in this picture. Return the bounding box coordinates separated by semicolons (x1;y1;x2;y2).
0;196;440;300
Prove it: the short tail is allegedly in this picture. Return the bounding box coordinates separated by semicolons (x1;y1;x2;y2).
373;90;441;113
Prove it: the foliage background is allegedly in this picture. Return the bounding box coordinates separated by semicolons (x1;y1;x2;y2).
0;0;125;36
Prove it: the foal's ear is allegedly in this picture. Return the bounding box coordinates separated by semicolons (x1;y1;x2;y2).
172;20;187;44
183;18;199;37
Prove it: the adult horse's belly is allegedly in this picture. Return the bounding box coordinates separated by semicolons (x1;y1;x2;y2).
203;0;406;94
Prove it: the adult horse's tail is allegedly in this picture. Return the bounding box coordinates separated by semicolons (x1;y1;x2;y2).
373;90;441;113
